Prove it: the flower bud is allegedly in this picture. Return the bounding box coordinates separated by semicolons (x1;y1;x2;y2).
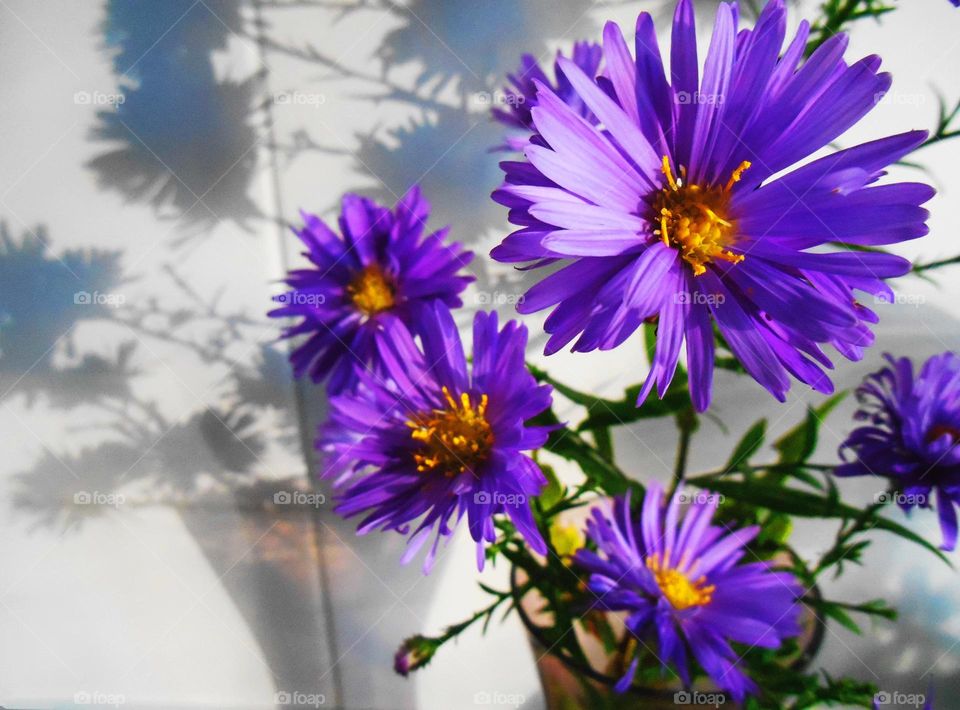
393;635;441;677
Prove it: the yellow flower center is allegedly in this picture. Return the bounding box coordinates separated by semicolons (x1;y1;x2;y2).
406;387;494;476
646;552;715;611
649;156;750;276
347;264;395;316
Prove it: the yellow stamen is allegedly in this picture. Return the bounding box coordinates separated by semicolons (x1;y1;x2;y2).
646;552;715;611
661;155;680;191
725;160;752;191
650;156;749;277
406;387;494;476
347;264;395;316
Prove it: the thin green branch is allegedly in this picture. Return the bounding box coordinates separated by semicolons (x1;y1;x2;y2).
805;0;896;57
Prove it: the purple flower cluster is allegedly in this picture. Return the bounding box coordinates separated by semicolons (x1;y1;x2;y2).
265;0;949;698
575;482;803;700
838;353;960;550
491;0;933;412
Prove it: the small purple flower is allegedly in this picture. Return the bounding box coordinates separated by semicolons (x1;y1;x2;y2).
492;41;602;139
838;353;960;551
574;482;803;701
491;0;933;412
270;187;474;393
319;304;553;573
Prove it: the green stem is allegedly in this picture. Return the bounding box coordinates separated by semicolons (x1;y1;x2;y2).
913;254;960;274
592;426;614;462
546;423;637;496
674;419;693;484
688;461;836;483
810;496;887;578
541;480;596;519
805;0;893;57
528;363;600;408
805;597;896;620
441;582;530;642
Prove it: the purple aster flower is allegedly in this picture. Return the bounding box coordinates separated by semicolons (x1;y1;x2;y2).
492;42;602;150
574;482;803;701
837;353;960;551
319;304;553;572
269;187;474;393
491;0;934;412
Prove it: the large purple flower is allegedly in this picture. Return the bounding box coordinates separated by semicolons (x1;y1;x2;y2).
491;0;933;412
574;482;803;701
837;353;960;551
492;41;602;143
270;187;474;393
319;304;553;572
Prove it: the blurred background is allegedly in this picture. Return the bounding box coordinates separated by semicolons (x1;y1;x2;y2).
0;0;958;708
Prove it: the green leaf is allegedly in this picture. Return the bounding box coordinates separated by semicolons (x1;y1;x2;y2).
529;362;690;429
808;597;897;636
536;464;564;511
691;478;953;567
820;602;862;635
757;513;793;547
774;392;847;464
820;540;871;574
774;410;818;464
725;419;766;472
856;598;898;622
528;364;600;408
533;410;637;497
577;378;690;431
